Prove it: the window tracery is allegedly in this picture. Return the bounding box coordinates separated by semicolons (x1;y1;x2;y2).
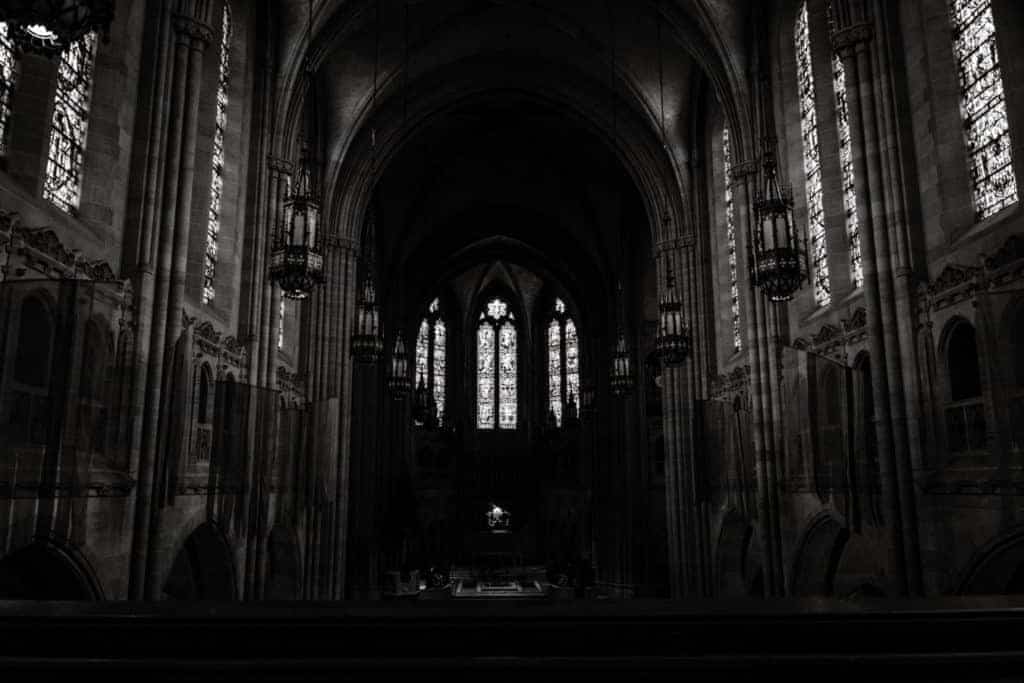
477;296;516;430
722;127;741;351
0;22;17;155
415;297;447;425
795;1;831;306
547;298;579;427
831;51;862;288
948;0;1018;220
43;31;97;213
203;4;231;304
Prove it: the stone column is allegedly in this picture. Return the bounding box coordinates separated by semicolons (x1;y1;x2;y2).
130;0;213;599
832;1;922;595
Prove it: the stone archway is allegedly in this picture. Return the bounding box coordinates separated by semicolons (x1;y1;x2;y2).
0;540;103;600
790;514;849;597
958;527;1024;595
265;525;302;600
163;522;237;600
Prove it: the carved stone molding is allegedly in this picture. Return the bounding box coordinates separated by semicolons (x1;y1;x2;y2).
730;160;758;183
267;156;294;176
919;235;1024;314
172;15;214;45
832;22;873;56
708;364;750;405
11;224;118;281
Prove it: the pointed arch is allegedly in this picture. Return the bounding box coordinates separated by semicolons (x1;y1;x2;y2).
476;294;518;430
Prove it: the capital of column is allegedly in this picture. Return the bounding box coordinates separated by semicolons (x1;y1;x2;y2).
832;22;873;59
172;14;214;46
729;160;758;186
267;156;294;177
323;234;357;253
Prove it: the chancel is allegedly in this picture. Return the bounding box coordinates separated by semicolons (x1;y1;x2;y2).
1;0;1024;678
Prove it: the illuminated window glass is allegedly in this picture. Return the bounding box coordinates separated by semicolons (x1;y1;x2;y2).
415;297;447;426
43;31;98;213
203;4;232;304
477;296;516;430
831;51;863;288
722;127;741;351
948;0;1018;220
547;298;580;427
0;23;17;156
277;298;285;349
795;2;831;306
548;320;561;424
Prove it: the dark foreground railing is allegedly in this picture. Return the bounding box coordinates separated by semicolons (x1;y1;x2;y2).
0;597;1023;680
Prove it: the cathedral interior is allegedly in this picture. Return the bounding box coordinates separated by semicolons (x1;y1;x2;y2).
0;0;1023;678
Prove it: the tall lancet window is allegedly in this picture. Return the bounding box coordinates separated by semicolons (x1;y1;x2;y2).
0;23;17;155
203;4;232;304
795;1;831;306
277;298;285;349
43;31;98;213
547;298;579;427
415;297;447;424
477;297;517;430
948;0;1018;220
831;49;862;288
722;126;741;352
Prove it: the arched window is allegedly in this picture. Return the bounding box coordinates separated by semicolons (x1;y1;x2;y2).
79;320;110;453
547;298;579;427
277;298;285;350
10;296;53;444
191;364;213;465
828;18;863;289
948;323;982;402
14;297;52;388
203;3;232;304
477;297;516;430
948;0;1018;220
415;297;447;425
795;1;831;306
1010;309;1024;456
945;320;986;455
0;22;18;155
43;31;98;213
722;126;741;351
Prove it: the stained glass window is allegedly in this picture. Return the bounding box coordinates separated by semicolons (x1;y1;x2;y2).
565;319;579;410
477;324;495;429
203;4;232;304
416;297;447;426
722;127;741;351
477;296;516;430
43;31;98;213
795;2;831;306
278;298;285;349
948;0;1018;220
0;23;17;156
547;298;580;427
832;51;863;288
548;320;562;424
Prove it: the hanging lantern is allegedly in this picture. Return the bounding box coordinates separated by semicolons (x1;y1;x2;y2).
610;330;633;397
0;0;114;57
750;69;810;303
581;383;596;413
386;329;411;397
351;206;384;363
655;266;689;365
750;154;808;302
351;273;383;362
610;280;633;397
269;140;325;299
413;373;430;426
